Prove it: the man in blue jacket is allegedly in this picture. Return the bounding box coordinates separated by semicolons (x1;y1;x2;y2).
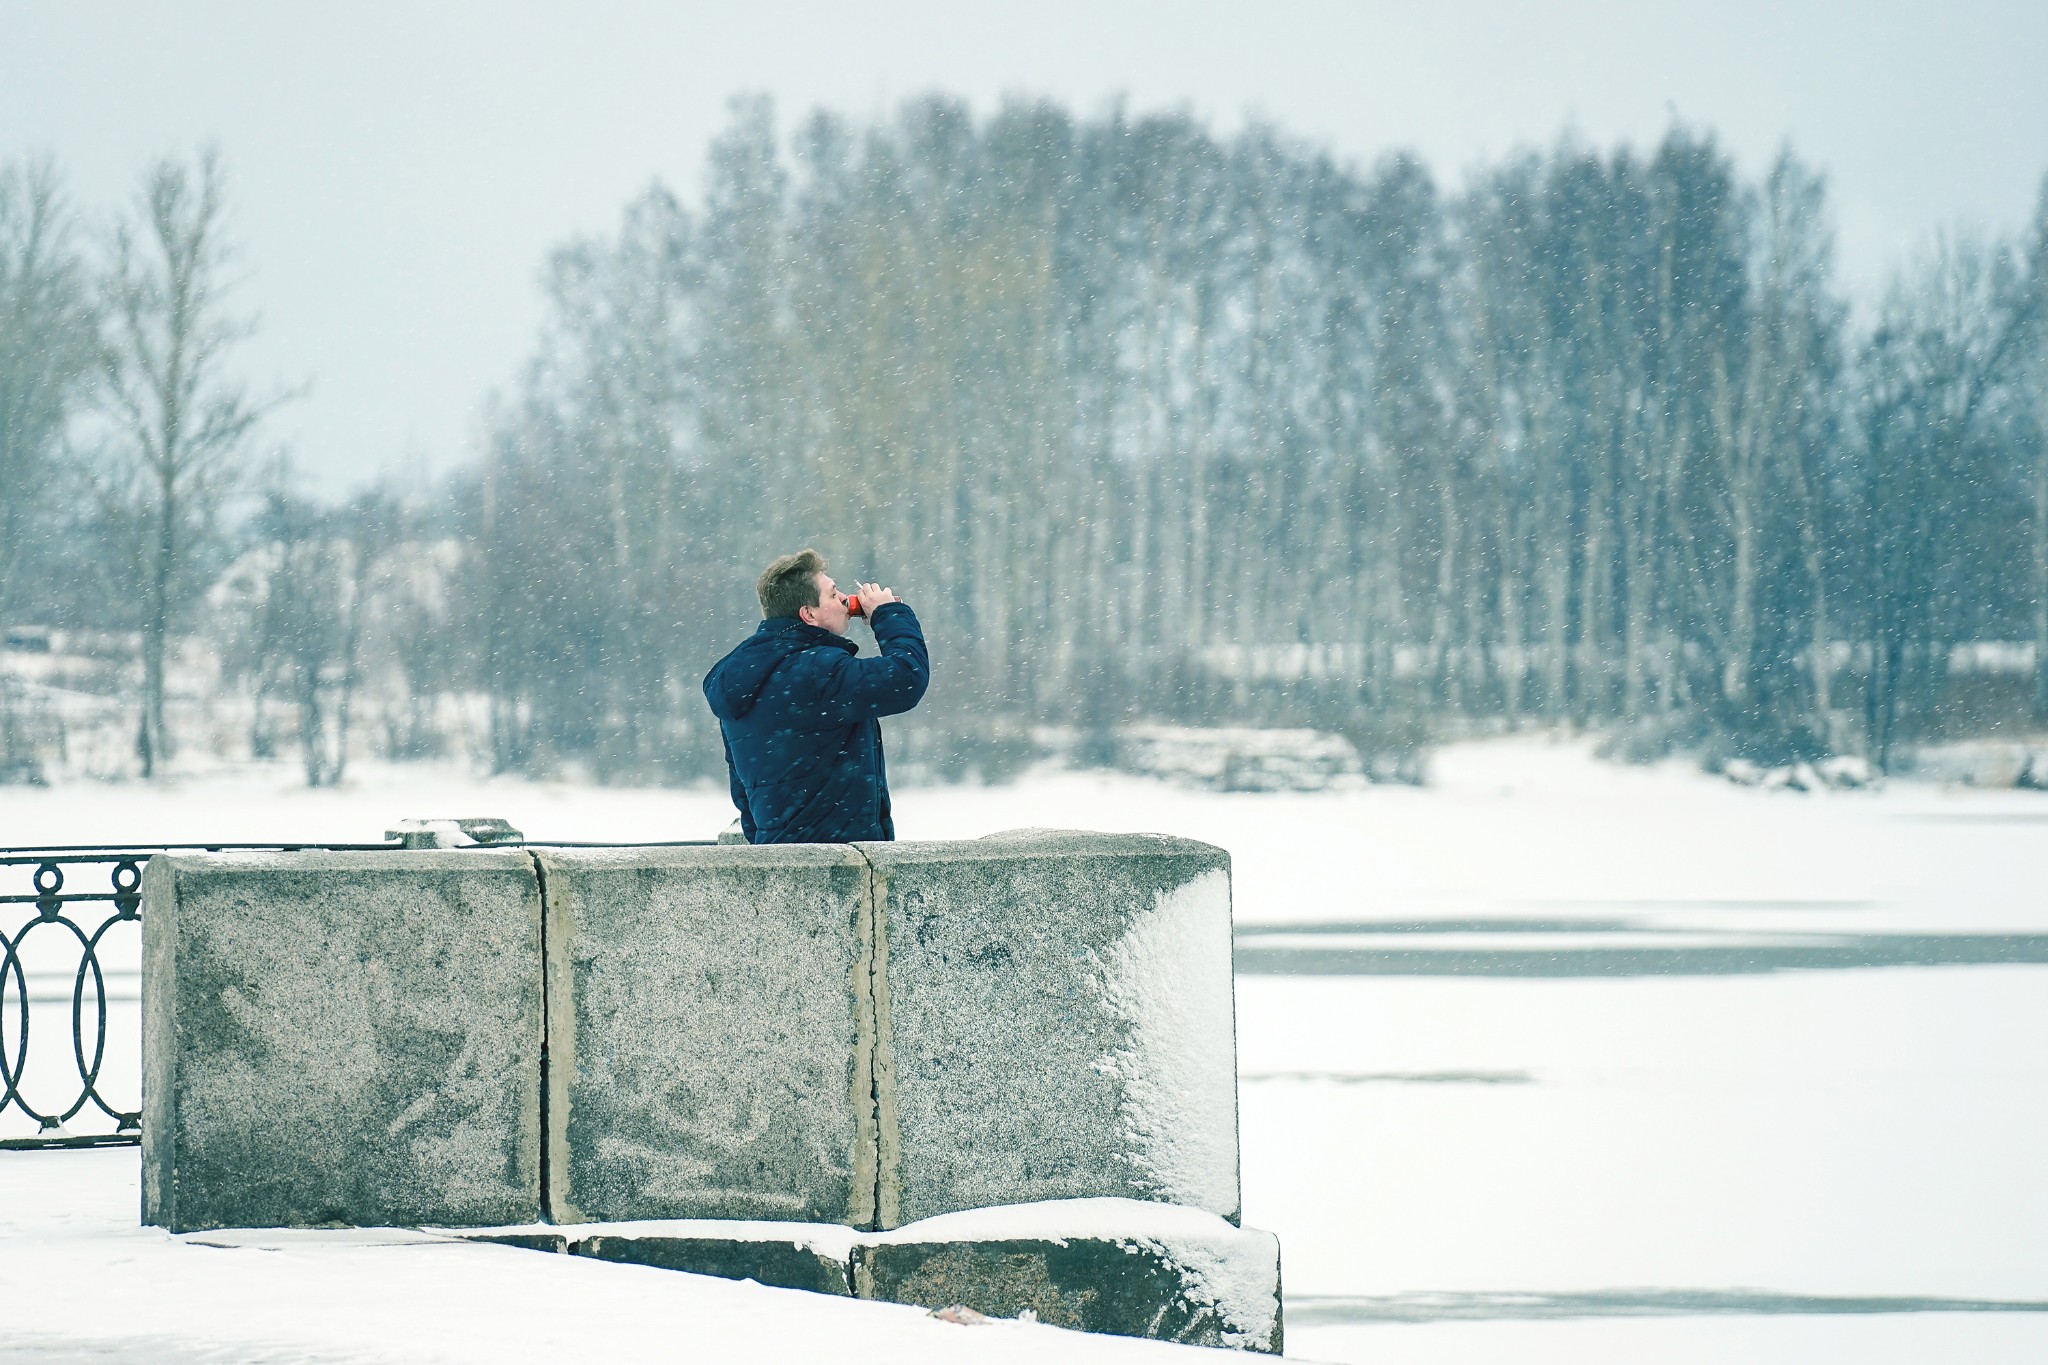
703;549;930;844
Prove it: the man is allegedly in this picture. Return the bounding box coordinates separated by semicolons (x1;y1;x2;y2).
703;549;929;844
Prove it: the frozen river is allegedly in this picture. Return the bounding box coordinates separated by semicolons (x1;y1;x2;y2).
4;736;2046;1362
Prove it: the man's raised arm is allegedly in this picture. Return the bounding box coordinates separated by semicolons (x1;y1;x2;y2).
816;588;929;723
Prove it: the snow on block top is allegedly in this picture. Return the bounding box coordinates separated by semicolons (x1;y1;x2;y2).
854;831;1240;1228
141;850;543;1233
534;844;876;1225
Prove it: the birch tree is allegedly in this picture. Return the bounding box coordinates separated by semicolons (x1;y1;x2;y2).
97;150;269;776
2026;174;2048;718
0;160;94;641
443;98;2039;779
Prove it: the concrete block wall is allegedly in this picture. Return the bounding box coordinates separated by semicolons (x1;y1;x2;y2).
535;845;878;1225
142;832;1239;1237
142;850;544;1233
858;832;1240;1226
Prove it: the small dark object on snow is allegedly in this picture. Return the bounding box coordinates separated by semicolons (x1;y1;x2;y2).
929;1305;991;1325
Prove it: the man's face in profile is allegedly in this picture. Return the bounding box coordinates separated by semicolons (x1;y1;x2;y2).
800;571;853;635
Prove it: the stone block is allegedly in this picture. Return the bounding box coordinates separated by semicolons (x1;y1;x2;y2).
574;1222;857;1295
463;1229;572;1254
141;850;543;1233
435;1218;578;1252
453;1219;856;1293
536;845;876;1225
856;831;1240;1227
853;1199;1282;1353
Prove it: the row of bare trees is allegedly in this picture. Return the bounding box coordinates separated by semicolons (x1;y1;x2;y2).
4;103;2046;782
463;98;2048;775
2;151;272;777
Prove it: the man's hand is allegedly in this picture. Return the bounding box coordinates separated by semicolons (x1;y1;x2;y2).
855;582;899;613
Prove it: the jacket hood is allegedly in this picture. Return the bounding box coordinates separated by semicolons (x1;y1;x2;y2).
703;617;851;721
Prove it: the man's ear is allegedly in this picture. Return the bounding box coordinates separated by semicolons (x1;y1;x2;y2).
796;605;817;627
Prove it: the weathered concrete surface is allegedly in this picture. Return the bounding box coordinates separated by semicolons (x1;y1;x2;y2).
578;1230;854;1295
854;1200;1282;1353
463;1229;571;1253
856;832;1241;1227
536;846;876;1225
453;1220;856;1293
141;850;543;1233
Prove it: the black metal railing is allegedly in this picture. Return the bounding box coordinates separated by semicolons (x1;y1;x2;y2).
1;837;716;1152
0;842;397;1150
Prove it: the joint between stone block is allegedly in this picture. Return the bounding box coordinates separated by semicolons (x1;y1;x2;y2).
847;845;900;1231
529;850;555;1224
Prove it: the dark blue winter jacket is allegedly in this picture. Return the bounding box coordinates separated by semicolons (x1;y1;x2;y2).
702;602;929;844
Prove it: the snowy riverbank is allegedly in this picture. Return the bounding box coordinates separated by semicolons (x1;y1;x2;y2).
5;735;2047;1361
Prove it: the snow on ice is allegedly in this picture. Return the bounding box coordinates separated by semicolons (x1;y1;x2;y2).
4;734;2047;1361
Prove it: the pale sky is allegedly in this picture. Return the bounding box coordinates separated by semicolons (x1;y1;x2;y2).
4;1;2044;495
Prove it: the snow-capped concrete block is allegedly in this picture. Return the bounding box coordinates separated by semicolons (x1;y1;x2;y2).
855;831;1240;1227
141;850;544;1233
536;845;878;1225
852;1198;1282;1353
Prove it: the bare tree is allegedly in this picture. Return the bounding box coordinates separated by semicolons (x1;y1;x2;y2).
438;101;2043;781
0;159;96;776
2027;174;2048;719
1857;234;2036;767
0;159;94;640
96;149;270;776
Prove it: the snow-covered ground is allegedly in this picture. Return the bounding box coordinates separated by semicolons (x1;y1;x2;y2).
5;735;2047;1361
0;1156;1234;1364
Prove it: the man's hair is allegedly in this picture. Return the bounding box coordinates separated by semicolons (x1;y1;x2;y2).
758;548;828;619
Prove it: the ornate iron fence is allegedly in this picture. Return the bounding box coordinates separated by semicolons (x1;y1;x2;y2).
0;843;396;1150
1;836;715;1152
